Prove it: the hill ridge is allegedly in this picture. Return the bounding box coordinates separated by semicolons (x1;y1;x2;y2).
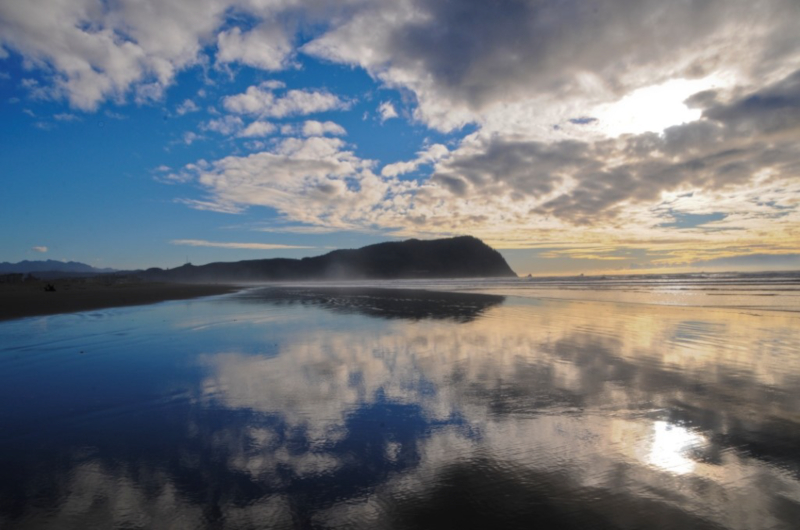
142;236;516;282
0;259;116;274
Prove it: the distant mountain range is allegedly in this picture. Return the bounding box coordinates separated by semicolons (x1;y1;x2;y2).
0;260;116;275
141;236;517;282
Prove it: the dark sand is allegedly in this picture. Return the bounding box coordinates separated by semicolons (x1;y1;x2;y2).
0;276;238;321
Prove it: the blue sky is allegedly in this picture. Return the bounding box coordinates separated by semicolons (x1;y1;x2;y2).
1;1;799;275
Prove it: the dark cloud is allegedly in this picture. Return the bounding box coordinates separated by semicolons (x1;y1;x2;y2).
431;174;469;196
537;168;635;224
684;90;719;109
389;0;720;106
434;139;593;200
315;0;800;118
703;69;800;135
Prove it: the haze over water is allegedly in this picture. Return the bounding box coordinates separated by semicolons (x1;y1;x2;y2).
1;278;799;529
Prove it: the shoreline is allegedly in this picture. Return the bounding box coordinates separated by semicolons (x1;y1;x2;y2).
0;278;239;321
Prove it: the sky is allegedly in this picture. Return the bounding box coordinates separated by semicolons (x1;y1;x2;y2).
1;0;799;276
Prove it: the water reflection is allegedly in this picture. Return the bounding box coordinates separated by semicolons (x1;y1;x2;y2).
0;288;799;528
237;286;505;322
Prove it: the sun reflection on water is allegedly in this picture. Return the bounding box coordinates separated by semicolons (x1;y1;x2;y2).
647;421;704;475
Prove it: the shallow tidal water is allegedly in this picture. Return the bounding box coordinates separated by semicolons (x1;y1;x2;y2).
1;286;799;529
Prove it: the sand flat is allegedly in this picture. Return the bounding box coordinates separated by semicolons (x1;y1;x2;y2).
0;277;238;321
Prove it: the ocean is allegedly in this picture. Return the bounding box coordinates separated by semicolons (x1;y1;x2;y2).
1;273;798;528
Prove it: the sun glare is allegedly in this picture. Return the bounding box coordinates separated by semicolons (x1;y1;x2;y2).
595;78;719;137
647;421;704;475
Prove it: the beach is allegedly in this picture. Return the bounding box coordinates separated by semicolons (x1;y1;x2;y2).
0;276;237;321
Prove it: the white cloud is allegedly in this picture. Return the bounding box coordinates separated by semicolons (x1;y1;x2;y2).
260;80;286;90
201;115;243;135
216;22;294;71
239;120;276;138
31;246;47;253
182;131;202;145
257;225;346;235
378;101;398;122
176;98;199;115
53;112;79;121
0;0;231;110
381;143;449;177
223;85;348;118
301;120;346;137
175;198;244;213
173;136;413;230
170;239;313;249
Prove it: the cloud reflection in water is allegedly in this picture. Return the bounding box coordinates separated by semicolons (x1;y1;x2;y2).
0;287;799;529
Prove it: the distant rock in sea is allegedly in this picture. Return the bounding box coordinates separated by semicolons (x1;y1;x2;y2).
141;236;517;282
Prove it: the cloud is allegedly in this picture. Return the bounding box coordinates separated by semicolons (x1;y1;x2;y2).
702;69;800;135
257;225;347;235
174;198;244;213
381;143;449;177
170;239;313;250
2;0;797;130
223;84;348;118
167;69;800;265
301;120;346;137
172;136;412;230
31;246;47;253
406;69;800;238
238;120;276;138
201;115;243;135
0;0;231;110
216;22;294;71
6;0;794;268
53;112;79;121
304;0;800;132
182;131;202;145
176;99;199;115
259;80;286;90
378;101;398;122
0;2;348;111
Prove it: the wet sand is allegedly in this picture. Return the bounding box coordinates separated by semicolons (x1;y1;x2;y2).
0;277;238;321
